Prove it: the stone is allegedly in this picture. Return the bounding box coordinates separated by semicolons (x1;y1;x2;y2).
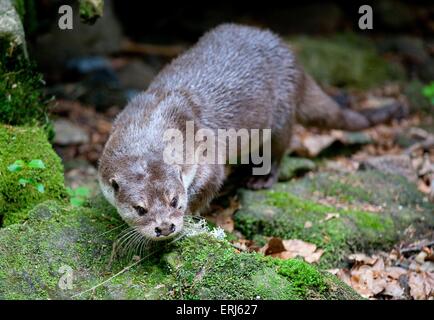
0;0;27;58
360;155;418;183
234;170;434;268
53;119;90;145
0;199;361;300
279;157;316;181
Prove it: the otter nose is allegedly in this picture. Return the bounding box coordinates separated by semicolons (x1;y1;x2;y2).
155;223;176;237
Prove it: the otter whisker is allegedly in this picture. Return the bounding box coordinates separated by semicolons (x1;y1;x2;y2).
97;223;127;238
118;230;141;258
113;228;138;257
137;235;151;257
114;230;136;248
124;231;144;259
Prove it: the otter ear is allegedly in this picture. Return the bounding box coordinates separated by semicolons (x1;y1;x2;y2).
109;178;119;192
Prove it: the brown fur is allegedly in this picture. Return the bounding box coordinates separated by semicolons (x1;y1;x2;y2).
98;24;402;239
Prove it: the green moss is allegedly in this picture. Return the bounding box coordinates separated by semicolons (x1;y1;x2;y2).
165;234;360;300
0;125;66;226
278;157;316;181
310;171;428;208
290;33;405;89
79;0;104;24
236;189;394;268
404;79;434;114
235;170;433;268
0;199;360;300
268;258;326;298
0;39;51;134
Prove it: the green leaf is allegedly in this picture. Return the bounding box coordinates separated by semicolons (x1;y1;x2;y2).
36;183;45;193
18;178;29;186
7;160;25;172
70;197;85;207
74;187;90;197
66;187;75;196
27;159;46;169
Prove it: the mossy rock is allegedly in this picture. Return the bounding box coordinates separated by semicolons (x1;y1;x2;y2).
0;199;360;300
235;170;434;268
278;157;316;182
0;0;51;132
0;47;52;131
290;34;405;89
0;125;66;226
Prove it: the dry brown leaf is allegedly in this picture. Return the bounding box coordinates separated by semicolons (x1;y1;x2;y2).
336;269;352;287
302;135;336;157
348;253;378;265
385;266;407;280
282;239;324;263
323;213;340;222
350;265;387;297
205;198;238;232
260;237;286;256
232;239;259;252
350;267;375;298
372;257;385;272
260;238;324;264
327;268;340;275
304;221;313;229
418;180;431;194
416;251;428;264
409;272;427;300
383;280;405;299
305;249;324;264
421;262;434;273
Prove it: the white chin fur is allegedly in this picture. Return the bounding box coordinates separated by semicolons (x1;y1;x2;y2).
98;177;116;207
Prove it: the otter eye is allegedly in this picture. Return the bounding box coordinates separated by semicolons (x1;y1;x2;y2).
134;206;148;216
170;196;178;208
110;179;119;192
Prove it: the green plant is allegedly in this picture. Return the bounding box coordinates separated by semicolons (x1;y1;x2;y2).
0;38;52;138
422;82;434;105
7;159;46;193
66;186;91;207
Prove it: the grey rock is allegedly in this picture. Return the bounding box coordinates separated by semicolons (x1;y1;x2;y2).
278;157;316;181
235;170;434;268
53;119;89;145
360;155;418;183
117;59;156;91
0;0;27;58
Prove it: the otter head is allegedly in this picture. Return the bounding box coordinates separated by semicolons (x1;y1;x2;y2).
98;157;189;241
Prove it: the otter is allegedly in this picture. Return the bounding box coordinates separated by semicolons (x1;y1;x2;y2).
98;24;402;241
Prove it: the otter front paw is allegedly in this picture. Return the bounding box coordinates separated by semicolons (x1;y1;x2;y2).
245;172;278;190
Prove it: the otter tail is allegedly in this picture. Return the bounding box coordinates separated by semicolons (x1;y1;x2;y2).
295;73;408;131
